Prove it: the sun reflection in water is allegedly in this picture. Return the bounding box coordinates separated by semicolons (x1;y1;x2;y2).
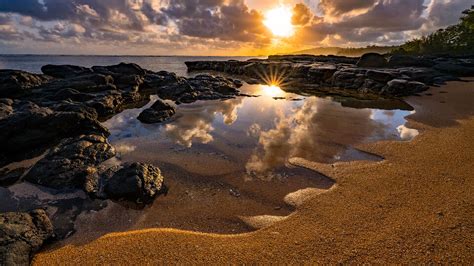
259;84;286;97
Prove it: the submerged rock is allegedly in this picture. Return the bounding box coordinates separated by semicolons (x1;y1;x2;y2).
137;99;176;124
0;209;53;266
102;162;166;203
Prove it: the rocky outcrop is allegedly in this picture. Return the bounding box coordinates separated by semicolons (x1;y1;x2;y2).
25;134;116;192
0;100;108;167
102;162;166;203
382;79;428;96
0;63;242;168
41;65;93;78
0;70;50;98
0;209;53;266
186;53;473;99
357;53;388;68
138;99;176;124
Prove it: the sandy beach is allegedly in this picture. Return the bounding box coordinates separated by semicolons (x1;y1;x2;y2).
31;79;474;264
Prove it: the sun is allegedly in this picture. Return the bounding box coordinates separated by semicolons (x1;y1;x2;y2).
263;6;294;38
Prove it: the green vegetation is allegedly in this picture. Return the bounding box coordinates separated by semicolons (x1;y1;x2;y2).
393;6;474;56
290;46;396;57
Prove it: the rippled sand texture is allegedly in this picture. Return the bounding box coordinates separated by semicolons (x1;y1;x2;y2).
34;79;474;264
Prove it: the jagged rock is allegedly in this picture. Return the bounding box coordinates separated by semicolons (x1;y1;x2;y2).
382;79;428;96
41;65;93;79
144;72;195;101
366;70;396;83
188;74;241;95
308;65;338;82
0;98;14;119
86;91;124;118
0;101;108;167
0;209;53;266
49;88;97;102
92;63;146;76
357;53;388;68
42;74;116;93
102;162;166;203
0;70;50;98
137;99;176;124
25;134;115;192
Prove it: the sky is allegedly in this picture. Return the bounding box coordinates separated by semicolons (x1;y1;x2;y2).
0;0;471;55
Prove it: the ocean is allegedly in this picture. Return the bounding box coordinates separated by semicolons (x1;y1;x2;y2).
0;54;259;77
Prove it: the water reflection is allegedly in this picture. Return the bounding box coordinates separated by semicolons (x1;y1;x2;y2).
245;97;381;176
165;98;243;147
104;83;417;178
259;85;286;98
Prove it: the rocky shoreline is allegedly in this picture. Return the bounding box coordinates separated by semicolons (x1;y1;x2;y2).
186;53;474;98
0;63;242;264
1;54;473;264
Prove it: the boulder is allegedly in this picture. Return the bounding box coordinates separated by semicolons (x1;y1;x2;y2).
188;74;240;95
382;79;428;96
92;63;146;76
42;74;115;93
366;70;396;83
0;101;109;167
0;209;53;266
308;65;338;82
356;53;388;68
25;134;116;192
137;99;176;124
0;70;50;98
41;65;93;79
103;162;166;203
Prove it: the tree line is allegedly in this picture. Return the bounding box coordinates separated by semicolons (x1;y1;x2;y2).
393;6;474;56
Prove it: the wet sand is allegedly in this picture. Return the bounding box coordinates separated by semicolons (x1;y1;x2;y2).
34;79;474;264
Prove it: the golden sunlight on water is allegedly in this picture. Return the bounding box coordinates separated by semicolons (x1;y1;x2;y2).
258;84;286;97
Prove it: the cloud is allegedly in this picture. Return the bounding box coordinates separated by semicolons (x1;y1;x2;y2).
0;0;472;54
161;0;271;43
425;0;472;29
292;3;312;26
165;98;243;147
246;97;381;175
319;0;378;17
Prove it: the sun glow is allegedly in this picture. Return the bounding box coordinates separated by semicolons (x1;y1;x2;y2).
263;6;294;38
260;84;286;97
